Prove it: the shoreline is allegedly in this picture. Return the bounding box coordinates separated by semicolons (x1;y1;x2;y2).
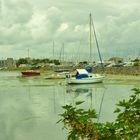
94;66;140;76
105;74;140;79
103;74;140;85
0;67;140;79
0;70;140;85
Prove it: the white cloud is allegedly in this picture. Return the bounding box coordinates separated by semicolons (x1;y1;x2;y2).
0;0;139;59
74;25;89;32
57;23;69;32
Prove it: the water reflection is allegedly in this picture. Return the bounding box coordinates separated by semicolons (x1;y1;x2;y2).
66;83;105;94
65;83;106;121
0;86;37;140
0;71;139;140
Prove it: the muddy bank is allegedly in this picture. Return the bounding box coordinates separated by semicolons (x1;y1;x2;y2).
94;66;140;76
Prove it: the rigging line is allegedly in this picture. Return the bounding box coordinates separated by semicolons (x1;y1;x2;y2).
90;13;104;71
89;14;92;62
59;44;64;62
63;43;64;62
97;88;106;122
53;86;56;114
53;41;55;60
76;41;82;62
52;41;55;70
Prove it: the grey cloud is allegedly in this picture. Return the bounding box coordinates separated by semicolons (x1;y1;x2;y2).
3;0;33;24
0;0;140;59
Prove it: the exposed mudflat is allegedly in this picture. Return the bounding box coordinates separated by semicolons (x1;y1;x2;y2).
104;74;140;85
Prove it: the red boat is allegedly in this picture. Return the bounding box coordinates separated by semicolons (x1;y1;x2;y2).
21;70;40;76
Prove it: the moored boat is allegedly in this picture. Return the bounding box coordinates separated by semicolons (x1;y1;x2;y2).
66;14;104;84
21;70;40;76
66;69;104;84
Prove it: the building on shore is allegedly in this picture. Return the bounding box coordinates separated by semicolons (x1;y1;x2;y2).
0;58;16;68
6;58;16;68
109;57;124;64
0;60;6;68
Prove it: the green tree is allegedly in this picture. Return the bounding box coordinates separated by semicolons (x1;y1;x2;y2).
53;59;60;65
16;58;28;67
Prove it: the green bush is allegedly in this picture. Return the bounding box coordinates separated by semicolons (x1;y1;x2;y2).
58;88;140;140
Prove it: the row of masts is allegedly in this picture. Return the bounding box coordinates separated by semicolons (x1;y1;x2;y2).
53;41;65;63
27;13;103;66
51;13;103;66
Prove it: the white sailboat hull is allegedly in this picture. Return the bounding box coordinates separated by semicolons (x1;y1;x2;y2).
66;74;104;84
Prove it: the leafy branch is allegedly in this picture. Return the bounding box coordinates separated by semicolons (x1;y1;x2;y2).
58;88;140;140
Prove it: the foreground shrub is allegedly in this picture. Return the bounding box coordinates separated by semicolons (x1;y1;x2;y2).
58;88;140;140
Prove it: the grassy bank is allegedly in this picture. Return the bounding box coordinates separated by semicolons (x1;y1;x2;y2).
4;67;51;72
94;66;140;76
2;66;140;77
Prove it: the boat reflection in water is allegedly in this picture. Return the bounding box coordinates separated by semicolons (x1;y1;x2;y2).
66;83;106;122
66;83;105;96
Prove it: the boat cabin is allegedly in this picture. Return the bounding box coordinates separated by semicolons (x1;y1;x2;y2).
75;69;89;79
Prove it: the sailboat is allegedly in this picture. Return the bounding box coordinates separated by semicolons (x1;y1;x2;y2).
66;13;104;84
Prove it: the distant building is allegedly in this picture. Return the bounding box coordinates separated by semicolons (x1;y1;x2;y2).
19;64;28;68
0;58;16;68
6;58;16;67
109;57;124;64
0;60;6;68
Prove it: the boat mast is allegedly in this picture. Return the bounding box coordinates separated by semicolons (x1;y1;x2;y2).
27;48;30;66
89;14;92;63
90;13;104;69
28;48;29;58
62;43;64;63
53;41;54;63
59;43;64;63
62;43;65;70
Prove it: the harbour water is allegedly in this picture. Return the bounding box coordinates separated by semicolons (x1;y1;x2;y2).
0;71;139;140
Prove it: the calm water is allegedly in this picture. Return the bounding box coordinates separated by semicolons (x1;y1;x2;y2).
0;71;139;140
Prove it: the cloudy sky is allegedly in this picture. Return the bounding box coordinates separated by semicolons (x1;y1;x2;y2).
0;0;140;61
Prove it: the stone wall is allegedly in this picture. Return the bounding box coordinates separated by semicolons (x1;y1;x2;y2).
94;66;140;76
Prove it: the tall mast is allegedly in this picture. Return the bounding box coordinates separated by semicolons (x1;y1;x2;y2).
27;48;30;65
53;41;54;58
53;41;54;63
90;14;104;70
28;48;29;58
62;43;64;63
59;43;64;63
89;13;92;62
